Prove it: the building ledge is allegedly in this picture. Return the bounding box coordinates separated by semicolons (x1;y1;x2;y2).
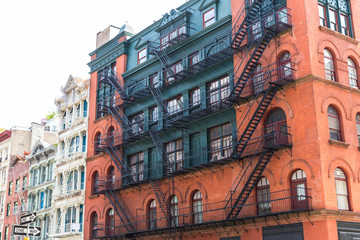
319;26;359;45
328;139;350;148
88;194;100;199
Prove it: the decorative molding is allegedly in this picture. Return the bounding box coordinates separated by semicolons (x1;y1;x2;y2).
198;0;219;11
319;26;359;46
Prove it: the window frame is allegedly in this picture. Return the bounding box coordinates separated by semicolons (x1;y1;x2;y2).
209;122;232;160
169;195;179;227
129;112;144;135
203;8;216;28
208;75;231;106
347;58;358;88
92;171;99;195
327;105;343;141
256;177;271;215
128;152;144;182
356;113;360;146
148;200;157;230
138;48;147;65
165;139;184;172
192;191;203;224
334;168;350;211
190;88;201;107
167;95;183;116
324;49;336;81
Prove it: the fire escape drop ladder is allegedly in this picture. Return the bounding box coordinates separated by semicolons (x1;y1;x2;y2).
154;50;175;78
104;190;135;233
99;69;126;99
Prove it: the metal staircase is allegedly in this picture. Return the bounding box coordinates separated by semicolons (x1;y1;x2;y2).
104;190;135;233
233;84;280;157
99;69;126;99
154;50;175;78
226;148;274;219
149;130;174;175
232;0;264;49
149;180;171;226
149;87;168;117
106;105;131;133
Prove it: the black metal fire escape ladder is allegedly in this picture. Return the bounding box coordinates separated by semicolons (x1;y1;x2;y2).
106;105;131;137
149;86;168;120
104;190;135;233
154;50;175;78
149;179;171;226
226;148;274;219
232;0;264;49
99;69;126;99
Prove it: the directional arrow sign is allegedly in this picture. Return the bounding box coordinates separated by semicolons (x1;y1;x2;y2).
13;225;41;237
20;212;37;225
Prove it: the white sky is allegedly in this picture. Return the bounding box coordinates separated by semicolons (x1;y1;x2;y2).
0;0;186;130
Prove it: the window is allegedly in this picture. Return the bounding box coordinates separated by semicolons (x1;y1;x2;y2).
92;171;99;194
76;104;80;117
166;61;183;83
106;208;115;236
190;88;201;107
40;191;45;209
335;168;350;210
252;65;263;93
160;25;187;50
209;122;232;161
348;58;358;88
22;176;27;190
129;112;144;135
167;96;183;115
128;152;144;182
149;106;159;123
166;139;184;173
83;100;88;117
150;73;160;88
75;136;80;152
189;52;200;66
82;134;87;152
279;51;292;79
94;132;101;155
6;203;10;216
91;212;98;239
148;200;157;230
327;105;342;141
324;49;336;81
8;182;12;195
265;108;288;146
13;201;18;214
318;0;352;37
4;226;8;240
203;8;215;28
169;196;179;227
290;169;309;210
69;137;75;156
15;179;19;192
62;112;66;130
106;166;115;190
208;75;230;106
251;20;262;40
161;35;169;50
138;48;147;65
256;177;271;215
357;113;360;145
192;191;203;224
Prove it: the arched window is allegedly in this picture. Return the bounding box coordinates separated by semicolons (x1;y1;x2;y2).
169;195;179;227
290;169;308;210
348;58;358;88
192;191;203;224
356;113;360;145
148;200;157;230
265;108;288;146
335;168;350;210
253;64;264;93
107;126;115;146
324;49;336;81
256;177;271;215
92;171;99;194
327;105;342;141
94;132;101;155
279;51;292;79
106;208;115;236
106;166;115;190
91;212;98;239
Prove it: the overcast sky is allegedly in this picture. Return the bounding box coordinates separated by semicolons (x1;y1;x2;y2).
0;0;186;129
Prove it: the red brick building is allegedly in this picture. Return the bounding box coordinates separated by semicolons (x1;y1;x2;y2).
84;0;360;239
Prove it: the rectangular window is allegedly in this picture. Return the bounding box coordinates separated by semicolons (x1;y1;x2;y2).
318;4;327;26
138;48;147;65
6;203;10;216
128;152;144;182
169;30;177;41
329;9;338;31
149;106;159;123
15;179;19;192
165;61;183;83
83;100;88;117
167;96;183;115
166;139;184;172
22;176;27;190
40;191;45;209
189;52;200;66
75;136;80;152
161;35;169;50
178;25;186;35
41;166;46;183
129;112;144;135
82;135;87;152
209;122;232;161
340;14;349;36
208;75;230;106
251;20;262;40
8;182;12;195
150;73;160;88
13;201;17;214
4;227;8;240
203;8;215;28
190;88;201;107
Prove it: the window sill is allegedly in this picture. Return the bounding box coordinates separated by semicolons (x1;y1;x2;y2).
88;194;100;199
328;139;349;148
319;26;359;45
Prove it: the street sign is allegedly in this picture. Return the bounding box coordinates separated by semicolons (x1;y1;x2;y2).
20;212;36;225
12;225;41;237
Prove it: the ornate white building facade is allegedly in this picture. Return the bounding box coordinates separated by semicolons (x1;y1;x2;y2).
52;75;89;239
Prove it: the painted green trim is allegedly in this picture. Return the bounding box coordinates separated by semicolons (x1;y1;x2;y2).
134;39;150;51
122;15;232;79
155;11;191;33
198;0;219;11
88;41;128;73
